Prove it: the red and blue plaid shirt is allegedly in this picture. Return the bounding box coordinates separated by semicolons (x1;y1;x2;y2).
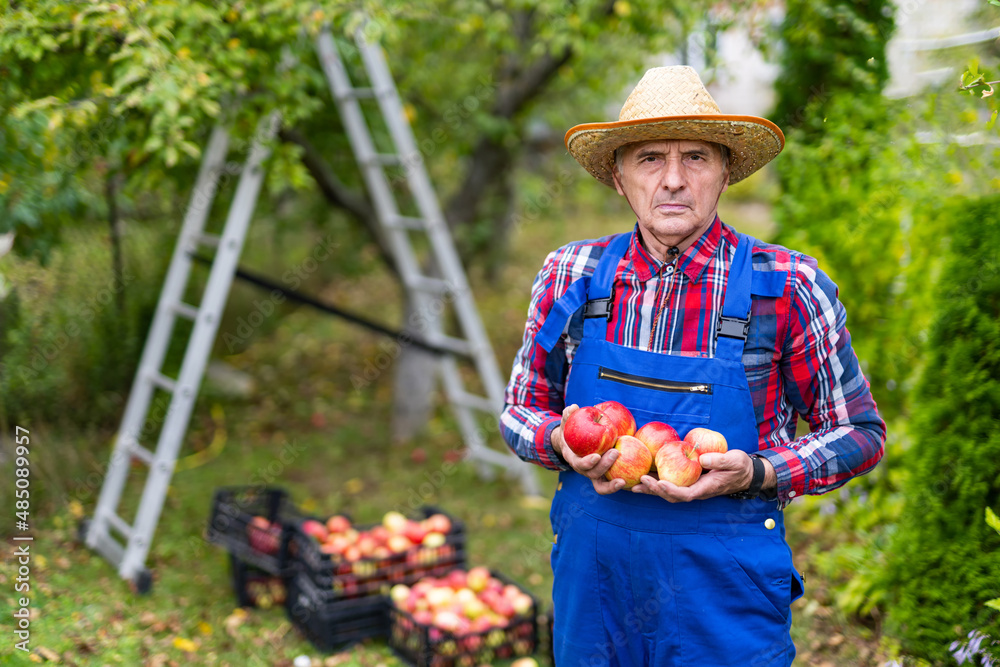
500;217;886;505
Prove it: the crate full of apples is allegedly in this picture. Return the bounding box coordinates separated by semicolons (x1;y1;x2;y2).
289;507;466;599
206;486;301;575
564;400;729;488
387;567;538;667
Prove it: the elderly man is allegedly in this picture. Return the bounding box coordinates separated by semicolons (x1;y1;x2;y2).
500;67;885;666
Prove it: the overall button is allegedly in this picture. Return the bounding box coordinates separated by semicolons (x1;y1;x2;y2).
557;482;563;491
764;518;776;530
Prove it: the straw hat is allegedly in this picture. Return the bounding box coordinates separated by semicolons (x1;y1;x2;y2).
565;66;785;187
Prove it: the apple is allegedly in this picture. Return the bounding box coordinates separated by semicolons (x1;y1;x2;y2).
300;519;328;543
466;566;490;593
604;435;653;489
562;406;617;457
654;440;701;487
247;516;281;554
446;569;468;591
634;421;680;471
387;534;413;553
512;659;540;667
422;531;446;548
326;515;351;534
383;510;409;534
369;525;390;545
595;400;637;438
390;584;411;605
511;593;533;616
684;427;728;455
423;513;452;535
403;521;428;545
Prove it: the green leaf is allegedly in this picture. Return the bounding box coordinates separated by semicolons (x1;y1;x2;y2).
989;0;1000;7
987;110;998;130
987;598;1000;611
986;506;1000;534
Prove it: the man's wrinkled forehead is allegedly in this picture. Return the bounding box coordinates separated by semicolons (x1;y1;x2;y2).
619;139;722;158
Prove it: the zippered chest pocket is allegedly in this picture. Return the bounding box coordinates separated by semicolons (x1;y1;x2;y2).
594;366;713;428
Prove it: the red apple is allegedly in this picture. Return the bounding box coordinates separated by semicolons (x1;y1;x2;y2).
300;519;328;543
446;569;467;591
595;400;636;438
604;435;653;489
684;427;728;455
326;515;351;534
423;513;452;535
563;406;617;457
654;440;701;487
247;516;281;554
634;421;681;472
403;521;428;544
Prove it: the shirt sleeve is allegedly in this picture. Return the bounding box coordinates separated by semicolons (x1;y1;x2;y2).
754;254;887;504
499;250;572;471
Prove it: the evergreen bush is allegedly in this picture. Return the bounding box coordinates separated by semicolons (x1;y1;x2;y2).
882;195;1000;662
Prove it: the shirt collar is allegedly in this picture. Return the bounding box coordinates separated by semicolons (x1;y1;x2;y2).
627;216;728;284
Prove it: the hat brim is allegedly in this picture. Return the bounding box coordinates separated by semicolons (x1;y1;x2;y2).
565;115;785;187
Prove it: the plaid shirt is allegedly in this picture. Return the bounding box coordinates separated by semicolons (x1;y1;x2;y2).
500;217;886;505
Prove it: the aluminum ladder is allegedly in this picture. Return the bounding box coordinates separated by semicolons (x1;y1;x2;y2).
315;26;539;496
81;115;280;591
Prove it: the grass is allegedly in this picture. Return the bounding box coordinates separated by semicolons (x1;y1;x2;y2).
0;173;900;665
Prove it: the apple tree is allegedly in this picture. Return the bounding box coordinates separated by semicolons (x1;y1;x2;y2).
0;0;722;436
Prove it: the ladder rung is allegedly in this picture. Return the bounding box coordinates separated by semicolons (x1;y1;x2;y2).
453;392;496;413
361;153;402;167
411;276;453;294
336;87;392;100
149;371;177;393
171;302;199;320
107;512;133;540
129;442;155;466
387;215;427;230
194;233;221;248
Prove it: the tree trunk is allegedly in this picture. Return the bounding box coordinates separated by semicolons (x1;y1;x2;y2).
390;288;441;444
106;172;125;315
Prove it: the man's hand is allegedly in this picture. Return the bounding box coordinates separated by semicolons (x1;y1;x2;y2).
631;450;773;502
552;404;626;495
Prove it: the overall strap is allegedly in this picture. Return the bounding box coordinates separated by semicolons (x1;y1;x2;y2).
582;232;633;341
536;277;590;352
715;233;755;362
535;233;633;353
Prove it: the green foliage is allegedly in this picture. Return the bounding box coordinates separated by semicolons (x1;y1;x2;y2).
0;224;168;429
773;93;919;420
881;196;1000;662
772;0;894;134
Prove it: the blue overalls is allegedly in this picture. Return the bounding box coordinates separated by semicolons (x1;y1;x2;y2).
536;231;804;667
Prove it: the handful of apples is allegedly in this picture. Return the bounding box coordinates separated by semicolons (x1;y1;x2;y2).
561;400;728;488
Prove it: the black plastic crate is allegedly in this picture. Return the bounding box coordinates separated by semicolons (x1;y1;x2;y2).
289;506;466;599
207;486;300;575
387;569;540;667
286;569;389;652
230;553;288;609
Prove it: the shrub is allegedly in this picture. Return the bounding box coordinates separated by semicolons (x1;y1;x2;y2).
881;195;1000;662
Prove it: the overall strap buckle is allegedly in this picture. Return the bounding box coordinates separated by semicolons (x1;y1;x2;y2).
716;314;750;340
584;287;615;321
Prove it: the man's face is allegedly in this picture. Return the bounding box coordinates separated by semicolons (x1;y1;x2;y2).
611;139;730;259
